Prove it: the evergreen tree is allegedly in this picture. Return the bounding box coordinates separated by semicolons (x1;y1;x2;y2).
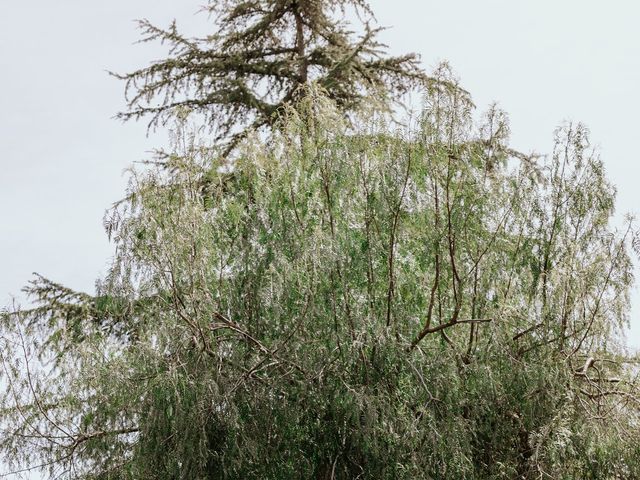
114;0;427;152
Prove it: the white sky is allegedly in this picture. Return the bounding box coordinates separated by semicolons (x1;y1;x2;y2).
0;1;638;477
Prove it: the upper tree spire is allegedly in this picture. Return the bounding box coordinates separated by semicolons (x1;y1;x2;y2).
114;0;427;151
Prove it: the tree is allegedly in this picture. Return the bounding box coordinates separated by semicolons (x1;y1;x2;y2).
113;0;427;153
2;66;639;478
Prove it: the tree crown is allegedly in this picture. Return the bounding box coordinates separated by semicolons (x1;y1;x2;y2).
115;0;427;153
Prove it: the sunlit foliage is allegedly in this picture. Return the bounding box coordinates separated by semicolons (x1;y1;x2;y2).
1;68;638;478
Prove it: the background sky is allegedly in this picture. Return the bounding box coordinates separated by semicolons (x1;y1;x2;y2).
0;1;638;475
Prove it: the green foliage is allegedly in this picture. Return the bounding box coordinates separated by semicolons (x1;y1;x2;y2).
1;72;639;478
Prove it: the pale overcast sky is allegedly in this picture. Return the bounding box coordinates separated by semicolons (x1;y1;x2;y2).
0;0;639;477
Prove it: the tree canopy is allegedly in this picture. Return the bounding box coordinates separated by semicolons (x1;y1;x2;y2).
114;0;427;152
2;0;640;478
2;67;639;478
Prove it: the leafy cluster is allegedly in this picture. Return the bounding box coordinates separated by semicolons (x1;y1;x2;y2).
1;68;638;478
